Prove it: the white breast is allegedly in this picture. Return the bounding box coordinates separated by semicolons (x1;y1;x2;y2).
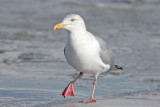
64;32;110;74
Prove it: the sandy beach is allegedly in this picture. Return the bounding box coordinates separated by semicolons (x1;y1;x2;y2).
49;89;160;107
0;0;160;106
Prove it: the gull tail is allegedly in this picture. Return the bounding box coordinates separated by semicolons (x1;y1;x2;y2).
115;65;123;70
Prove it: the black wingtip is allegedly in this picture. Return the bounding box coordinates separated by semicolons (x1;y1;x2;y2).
115;65;123;70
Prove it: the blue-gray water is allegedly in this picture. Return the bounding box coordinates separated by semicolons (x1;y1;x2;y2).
0;0;160;106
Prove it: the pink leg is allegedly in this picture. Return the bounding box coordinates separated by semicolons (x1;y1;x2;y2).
80;79;97;103
61;72;83;98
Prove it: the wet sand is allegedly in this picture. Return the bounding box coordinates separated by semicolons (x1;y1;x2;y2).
50;90;160;107
0;0;160;106
1;88;160;107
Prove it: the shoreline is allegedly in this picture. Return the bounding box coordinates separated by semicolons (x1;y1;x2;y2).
35;88;160;107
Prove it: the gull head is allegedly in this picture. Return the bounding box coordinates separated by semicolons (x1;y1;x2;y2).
54;14;86;32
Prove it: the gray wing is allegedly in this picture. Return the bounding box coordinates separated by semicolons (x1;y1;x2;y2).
95;36;115;69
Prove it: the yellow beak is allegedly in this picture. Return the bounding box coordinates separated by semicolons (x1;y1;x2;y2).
54;22;67;30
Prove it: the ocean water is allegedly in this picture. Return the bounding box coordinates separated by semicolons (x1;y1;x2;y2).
0;0;160;106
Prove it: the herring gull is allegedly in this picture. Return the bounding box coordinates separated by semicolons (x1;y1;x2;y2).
54;14;122;103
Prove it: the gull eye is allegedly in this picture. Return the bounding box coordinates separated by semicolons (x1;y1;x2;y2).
71;19;75;22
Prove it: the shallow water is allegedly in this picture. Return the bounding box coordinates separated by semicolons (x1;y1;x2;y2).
0;0;160;106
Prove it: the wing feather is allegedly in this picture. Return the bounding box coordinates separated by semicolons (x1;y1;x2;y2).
95;36;114;69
